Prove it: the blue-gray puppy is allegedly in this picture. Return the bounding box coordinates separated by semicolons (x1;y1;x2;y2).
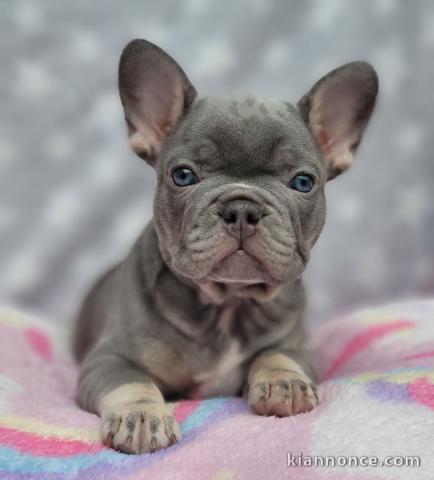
74;39;378;454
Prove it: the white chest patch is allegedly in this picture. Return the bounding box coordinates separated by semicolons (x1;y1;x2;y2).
193;341;245;397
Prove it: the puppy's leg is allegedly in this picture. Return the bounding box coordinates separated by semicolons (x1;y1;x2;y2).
246;350;319;417
77;347;181;454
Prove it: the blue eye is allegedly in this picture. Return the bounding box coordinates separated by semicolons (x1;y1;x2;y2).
172;167;198;187
289;174;314;193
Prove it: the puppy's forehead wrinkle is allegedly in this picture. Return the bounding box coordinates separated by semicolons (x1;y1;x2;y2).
199;95;290;118
228;101;242;118
190;95;300;132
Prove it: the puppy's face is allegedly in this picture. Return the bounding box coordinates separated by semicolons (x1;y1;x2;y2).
119;40;378;303
153;98;327;302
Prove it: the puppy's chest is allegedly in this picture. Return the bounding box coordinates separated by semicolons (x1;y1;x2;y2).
186;305;277;398
154;301;289;397
188;333;253;398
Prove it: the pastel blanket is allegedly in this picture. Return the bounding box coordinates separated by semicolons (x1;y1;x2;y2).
0;300;433;480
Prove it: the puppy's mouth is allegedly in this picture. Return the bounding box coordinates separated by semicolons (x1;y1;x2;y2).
206;249;276;286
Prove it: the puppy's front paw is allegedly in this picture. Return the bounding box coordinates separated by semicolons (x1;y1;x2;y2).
248;370;319;417
100;402;181;454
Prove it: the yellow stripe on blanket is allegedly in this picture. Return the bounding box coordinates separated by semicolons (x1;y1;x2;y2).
353;369;434;384
0;415;100;443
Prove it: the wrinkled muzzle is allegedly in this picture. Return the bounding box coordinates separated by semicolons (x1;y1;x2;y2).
164;183;309;301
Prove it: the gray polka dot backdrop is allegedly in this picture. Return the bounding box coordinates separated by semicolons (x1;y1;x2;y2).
1;0;433;324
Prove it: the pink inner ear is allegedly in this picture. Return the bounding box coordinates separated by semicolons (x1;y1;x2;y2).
317;127;331;155
126;65;185;158
316;80;356;144
310;75;362;172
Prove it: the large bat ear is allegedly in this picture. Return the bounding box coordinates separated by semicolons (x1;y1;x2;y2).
118;39;197;166
297;62;378;180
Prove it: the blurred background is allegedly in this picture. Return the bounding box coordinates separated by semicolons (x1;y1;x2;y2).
1;0;433;326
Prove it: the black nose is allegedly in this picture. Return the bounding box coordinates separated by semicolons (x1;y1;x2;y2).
220;200;263;241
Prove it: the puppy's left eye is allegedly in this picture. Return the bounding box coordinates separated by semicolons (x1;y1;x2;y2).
289;174;314;193
172;167;198;187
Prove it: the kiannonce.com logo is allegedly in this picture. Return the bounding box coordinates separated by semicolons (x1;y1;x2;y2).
287;453;421;468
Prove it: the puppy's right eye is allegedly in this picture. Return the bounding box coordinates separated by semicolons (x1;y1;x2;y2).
172;167;198;187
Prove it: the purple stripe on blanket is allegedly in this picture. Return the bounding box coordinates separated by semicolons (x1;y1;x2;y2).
0;473;65;480
366;380;412;403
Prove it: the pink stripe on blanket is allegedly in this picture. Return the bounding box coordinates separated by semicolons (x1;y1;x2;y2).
409;377;434;410
0;426;104;456
403;350;434;360
324;320;414;379
24;327;53;362
173;399;202;422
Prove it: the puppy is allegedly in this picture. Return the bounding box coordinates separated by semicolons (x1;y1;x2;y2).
73;39;378;454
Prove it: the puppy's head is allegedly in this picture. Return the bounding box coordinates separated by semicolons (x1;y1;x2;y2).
119;39;378;303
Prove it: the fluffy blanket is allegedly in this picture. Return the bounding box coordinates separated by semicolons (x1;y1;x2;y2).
0;300;433;480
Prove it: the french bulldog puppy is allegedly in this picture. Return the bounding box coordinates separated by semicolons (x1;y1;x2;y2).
73;39;378;454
